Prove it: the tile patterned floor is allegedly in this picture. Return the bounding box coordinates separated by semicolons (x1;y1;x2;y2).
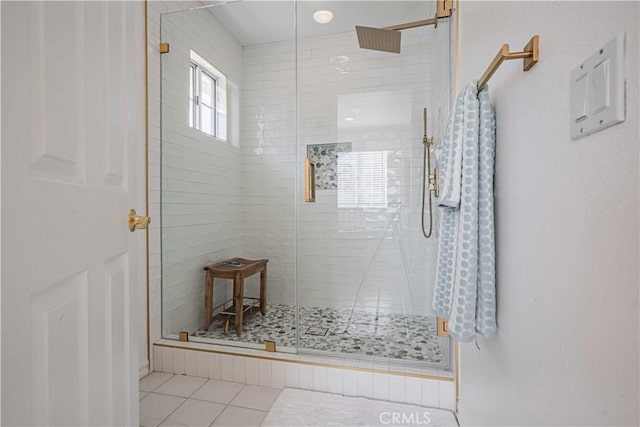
194;304;445;363
140;372;281;427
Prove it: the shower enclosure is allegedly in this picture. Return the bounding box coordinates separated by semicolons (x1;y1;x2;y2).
160;0;454;370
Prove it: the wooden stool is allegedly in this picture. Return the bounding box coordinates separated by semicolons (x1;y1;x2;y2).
203;258;268;335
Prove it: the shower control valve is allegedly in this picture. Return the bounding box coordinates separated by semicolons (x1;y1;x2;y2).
429;165;440;198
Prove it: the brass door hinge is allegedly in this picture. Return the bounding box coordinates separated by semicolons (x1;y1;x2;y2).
160;42;170;54
437;317;449;337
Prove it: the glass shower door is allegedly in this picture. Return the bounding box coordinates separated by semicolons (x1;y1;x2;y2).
295;0;452;367
160;1;298;353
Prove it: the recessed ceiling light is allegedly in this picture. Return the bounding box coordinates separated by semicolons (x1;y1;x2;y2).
313;10;334;24
344;117;355;121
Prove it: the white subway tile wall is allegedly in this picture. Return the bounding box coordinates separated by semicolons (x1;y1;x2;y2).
240;37;297;308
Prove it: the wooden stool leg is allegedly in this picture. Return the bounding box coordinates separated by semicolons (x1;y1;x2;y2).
204;272;213;330
260;265;267;316
234;274;244;335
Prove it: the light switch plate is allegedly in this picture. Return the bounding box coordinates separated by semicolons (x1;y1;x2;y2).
570;33;625;140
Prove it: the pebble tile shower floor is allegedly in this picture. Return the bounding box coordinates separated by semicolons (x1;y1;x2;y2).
194;304;445;364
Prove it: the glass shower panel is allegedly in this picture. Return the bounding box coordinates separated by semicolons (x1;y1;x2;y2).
296;1;451;367
160;2;297;352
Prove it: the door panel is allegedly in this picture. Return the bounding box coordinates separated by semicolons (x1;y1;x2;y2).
2;1;145;425
31;271;89;426
28;2;86;185
105;252;131;426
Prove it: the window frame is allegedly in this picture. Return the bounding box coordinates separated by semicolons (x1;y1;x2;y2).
189;50;227;141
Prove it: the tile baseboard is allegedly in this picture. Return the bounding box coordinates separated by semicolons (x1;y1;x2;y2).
153;341;455;411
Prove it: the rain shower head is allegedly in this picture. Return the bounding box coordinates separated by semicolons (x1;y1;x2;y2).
355;25;401;54
355;15;440;54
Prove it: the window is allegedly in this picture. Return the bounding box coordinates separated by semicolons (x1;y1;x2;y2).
337;151;388;209
189;50;227;140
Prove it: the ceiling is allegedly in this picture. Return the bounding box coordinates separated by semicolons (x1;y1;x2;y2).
201;1;437;46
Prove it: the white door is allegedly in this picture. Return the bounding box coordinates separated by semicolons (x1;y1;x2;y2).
2;1;146;425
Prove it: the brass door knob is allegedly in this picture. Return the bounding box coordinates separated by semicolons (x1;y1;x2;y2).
128;209;150;232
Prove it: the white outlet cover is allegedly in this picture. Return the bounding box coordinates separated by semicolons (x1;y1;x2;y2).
570;33;625;140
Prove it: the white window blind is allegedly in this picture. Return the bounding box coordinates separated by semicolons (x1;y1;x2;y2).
337;151;388;209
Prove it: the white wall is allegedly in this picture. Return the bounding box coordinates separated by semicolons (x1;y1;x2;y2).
457;2;639;425
160;7;243;336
